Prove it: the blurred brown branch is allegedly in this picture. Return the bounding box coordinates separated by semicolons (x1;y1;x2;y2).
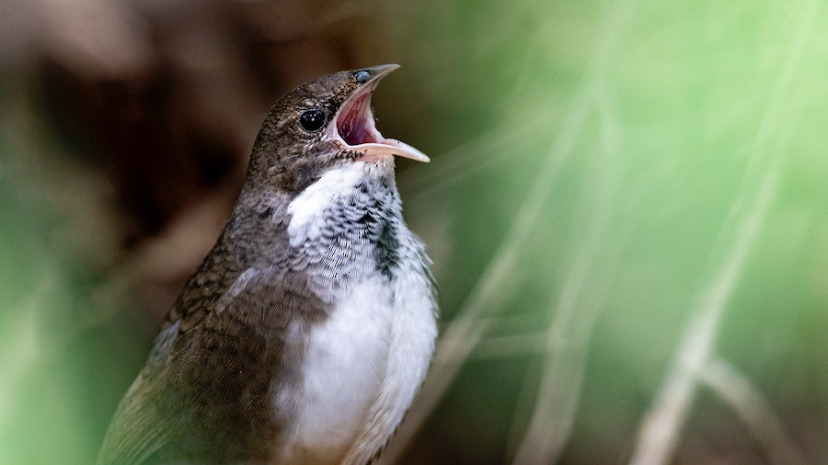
1;0;396;322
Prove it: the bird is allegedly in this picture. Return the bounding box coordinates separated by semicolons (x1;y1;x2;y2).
97;64;438;465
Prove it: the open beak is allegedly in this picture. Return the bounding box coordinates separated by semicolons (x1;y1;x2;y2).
332;64;430;163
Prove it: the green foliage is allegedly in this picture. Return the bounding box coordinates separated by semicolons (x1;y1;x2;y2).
2;0;827;463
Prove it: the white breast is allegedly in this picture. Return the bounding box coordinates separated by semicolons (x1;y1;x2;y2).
339;253;437;465
277;277;394;463
276;266;436;465
275;163;437;465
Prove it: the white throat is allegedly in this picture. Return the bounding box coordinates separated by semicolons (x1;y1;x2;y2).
286;163;370;247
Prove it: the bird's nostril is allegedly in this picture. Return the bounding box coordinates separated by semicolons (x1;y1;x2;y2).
354;70;372;84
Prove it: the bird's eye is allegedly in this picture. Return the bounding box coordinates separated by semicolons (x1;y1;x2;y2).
299;109;327;132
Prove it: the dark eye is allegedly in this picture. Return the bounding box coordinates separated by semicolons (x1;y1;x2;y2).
299;109;327;132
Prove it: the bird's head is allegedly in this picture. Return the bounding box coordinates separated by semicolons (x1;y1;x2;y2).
248;64;429;193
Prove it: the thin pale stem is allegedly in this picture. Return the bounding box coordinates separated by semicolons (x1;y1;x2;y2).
699;359;810;465
509;73;628;465
627;1;817;463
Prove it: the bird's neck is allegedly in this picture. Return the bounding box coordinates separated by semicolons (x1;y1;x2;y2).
220;164;406;301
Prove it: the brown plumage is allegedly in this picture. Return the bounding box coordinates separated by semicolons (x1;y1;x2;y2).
98;65;437;465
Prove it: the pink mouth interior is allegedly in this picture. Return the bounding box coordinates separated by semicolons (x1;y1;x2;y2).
336;91;380;146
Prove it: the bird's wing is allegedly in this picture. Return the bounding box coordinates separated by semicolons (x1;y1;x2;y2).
96;377;167;465
96;320;180;465
97;266;325;465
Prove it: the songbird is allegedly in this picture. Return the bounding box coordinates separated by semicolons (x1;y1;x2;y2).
97;64;438;465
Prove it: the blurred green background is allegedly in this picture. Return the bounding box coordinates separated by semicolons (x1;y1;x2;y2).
1;0;826;464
